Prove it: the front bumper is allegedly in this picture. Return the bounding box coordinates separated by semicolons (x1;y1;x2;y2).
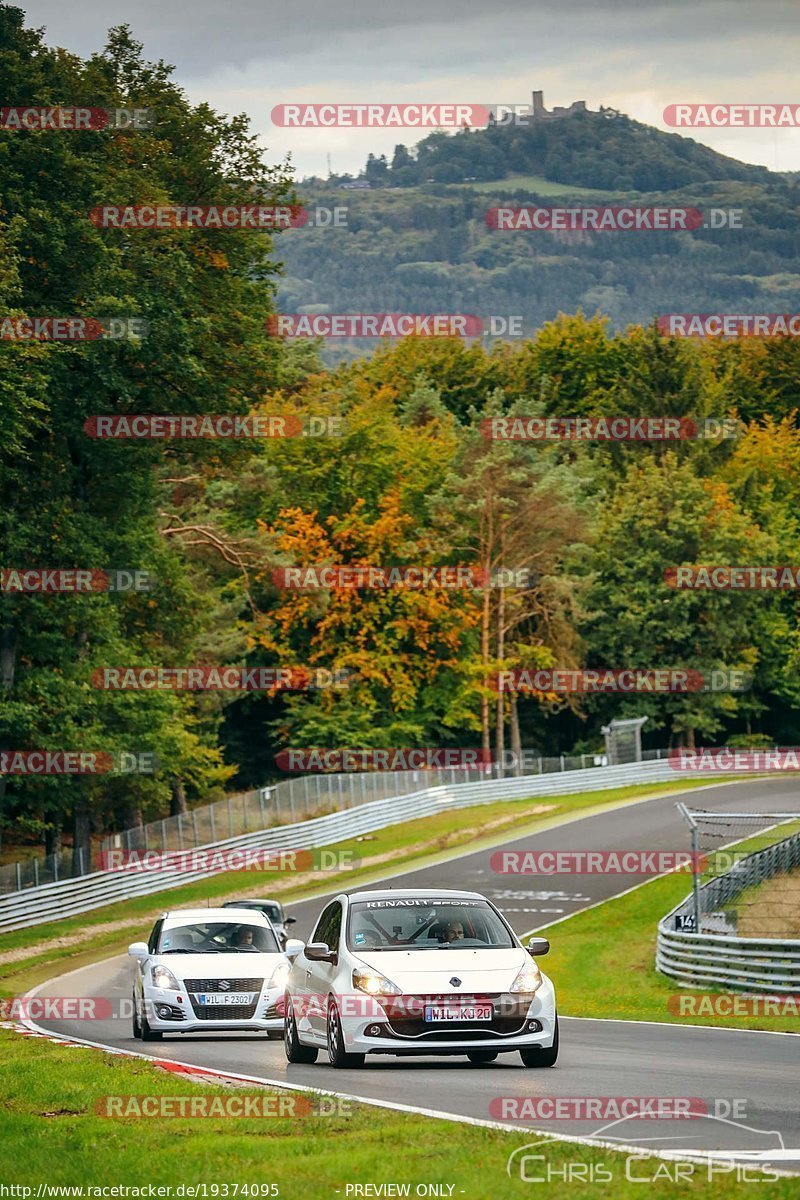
338;983;557;1056
143;985;284;1033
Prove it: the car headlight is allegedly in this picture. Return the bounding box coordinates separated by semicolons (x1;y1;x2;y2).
509;960;543;994
352;968;402;996
268;960;291;988
151;964;180;991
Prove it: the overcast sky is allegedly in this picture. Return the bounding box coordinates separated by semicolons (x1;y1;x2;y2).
16;0;800;178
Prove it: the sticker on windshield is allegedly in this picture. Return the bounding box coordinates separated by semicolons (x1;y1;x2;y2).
353;931;366;944
365;898;479;908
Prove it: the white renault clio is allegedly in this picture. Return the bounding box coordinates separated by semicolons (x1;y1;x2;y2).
128;907;303;1039
283;889;557;1068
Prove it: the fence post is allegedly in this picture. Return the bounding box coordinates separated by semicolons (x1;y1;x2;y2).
33;858;39;887
538;756;543;774
192;809;199;846
210;805;216;841
177;815;184;850
53;854;59;883
690;825;702;935
560;755;565;771
257;790;265;828
161;819;167;851
227;795;233;837
15;861;21;891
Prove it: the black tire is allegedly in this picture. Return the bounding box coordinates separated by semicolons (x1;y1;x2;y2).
467;1050;498;1065
132;991;143;1040
326;1001;365;1069
284;998;318;1064
141;1001;163;1042
520;1017;558;1068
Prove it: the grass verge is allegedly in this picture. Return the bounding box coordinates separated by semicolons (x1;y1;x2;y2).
0;777;727;996
0;1027;795;1195
542;827;800;1034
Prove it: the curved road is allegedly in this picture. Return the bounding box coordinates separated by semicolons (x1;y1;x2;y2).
30;778;800;1172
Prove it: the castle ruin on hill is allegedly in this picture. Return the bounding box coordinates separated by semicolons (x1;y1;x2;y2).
531;91;588;120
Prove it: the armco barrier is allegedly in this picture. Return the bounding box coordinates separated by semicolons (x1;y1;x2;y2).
656;829;800;993
0;758;677;933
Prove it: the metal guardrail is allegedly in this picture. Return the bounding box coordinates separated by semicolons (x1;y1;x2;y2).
0;757;677;933
2;751;628;894
656;829;800;994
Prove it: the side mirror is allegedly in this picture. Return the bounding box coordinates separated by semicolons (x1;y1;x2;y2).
305;941;336;963
284;938;304;960
127;942;149;960
526;936;550;957
284;915;297;926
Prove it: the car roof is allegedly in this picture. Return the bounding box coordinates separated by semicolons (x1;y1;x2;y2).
344;888;488;902
162;907;270;923
223;898;283;909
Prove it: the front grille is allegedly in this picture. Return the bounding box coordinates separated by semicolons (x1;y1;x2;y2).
183;977;263;992
190;1001;259;1021
379;993;530;1039
185;977;263;1021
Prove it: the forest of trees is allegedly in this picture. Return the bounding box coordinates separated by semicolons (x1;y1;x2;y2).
3;6;800;867
278;174;800;357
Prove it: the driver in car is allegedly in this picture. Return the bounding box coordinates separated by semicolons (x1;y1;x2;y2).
442;920;465;942
232;927;255;948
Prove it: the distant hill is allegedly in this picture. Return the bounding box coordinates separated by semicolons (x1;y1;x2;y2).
350;108;772;192
277;107;799;362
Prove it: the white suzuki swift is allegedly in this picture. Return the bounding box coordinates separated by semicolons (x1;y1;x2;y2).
128;907;303;1039
283;889;557;1068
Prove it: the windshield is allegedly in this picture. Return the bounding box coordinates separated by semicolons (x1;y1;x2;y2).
158;920;280;954
347;898;516;951
259;903;282;923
